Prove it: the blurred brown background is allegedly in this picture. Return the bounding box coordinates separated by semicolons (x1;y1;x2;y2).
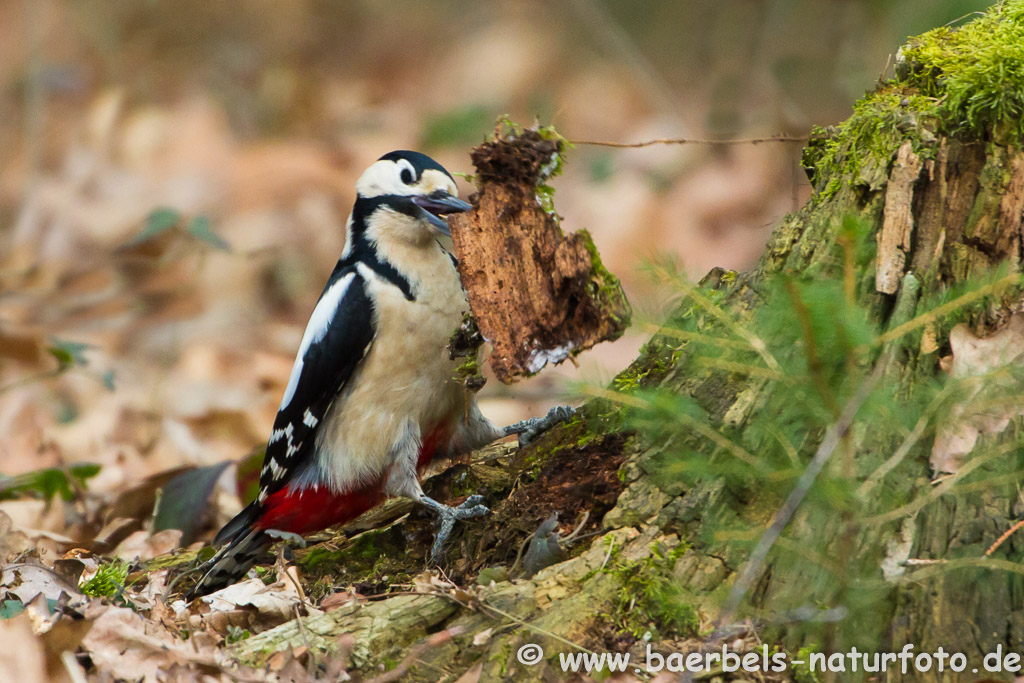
0;0;990;516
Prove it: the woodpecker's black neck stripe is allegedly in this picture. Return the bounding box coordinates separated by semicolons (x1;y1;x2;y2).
351;194;421;226
337;203;415;301
332;244;414;301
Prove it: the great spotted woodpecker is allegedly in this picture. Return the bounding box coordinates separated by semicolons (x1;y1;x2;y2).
187;151;571;598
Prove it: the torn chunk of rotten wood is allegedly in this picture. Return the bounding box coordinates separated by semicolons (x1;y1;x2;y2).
876;140;923;294
447;125;630;383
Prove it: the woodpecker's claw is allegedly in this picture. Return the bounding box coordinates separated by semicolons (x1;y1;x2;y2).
419;494;490;562
504;405;576;446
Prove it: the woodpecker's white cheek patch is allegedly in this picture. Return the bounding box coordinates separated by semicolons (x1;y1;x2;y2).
355;160;413;197
279;273;355;410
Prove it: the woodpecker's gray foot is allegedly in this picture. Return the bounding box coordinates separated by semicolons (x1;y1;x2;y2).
419;494;489;562
503;405;576;446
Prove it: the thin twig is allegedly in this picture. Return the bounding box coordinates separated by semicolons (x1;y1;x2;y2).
276;546;310;609
902;555;1024;582
364;626;461;683
510;535;532;578
61;651;89;683
147;488;163;538
571;133;809;148
472;599;595;656
291;603;315;671
986;520;1024;556
0;368;65;395
717;361;884;626
562;510;591;545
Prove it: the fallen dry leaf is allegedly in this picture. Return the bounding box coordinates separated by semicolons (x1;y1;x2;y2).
412;569;454;594
24;594;100;676
81;605;224;682
113;528;183;562
931;314;1024;473
319;589;364;612
0;509;30;561
1;563;85;604
0;614;49;683
198;577;319;627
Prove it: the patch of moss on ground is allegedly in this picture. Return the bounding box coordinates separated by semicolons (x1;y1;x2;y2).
80;560;131;598
296;526;415;600
607;541;695;640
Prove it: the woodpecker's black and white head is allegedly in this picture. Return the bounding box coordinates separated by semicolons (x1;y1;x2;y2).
353;151;471;242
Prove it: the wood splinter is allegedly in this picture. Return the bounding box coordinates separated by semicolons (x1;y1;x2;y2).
448;125;631;383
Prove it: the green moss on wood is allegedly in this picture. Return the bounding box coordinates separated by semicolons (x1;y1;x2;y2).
578;228;632;330
803;91;939;199
802;2;1024;213
898;2;1024;144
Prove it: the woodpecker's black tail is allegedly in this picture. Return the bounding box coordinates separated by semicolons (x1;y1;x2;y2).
185;504;270;600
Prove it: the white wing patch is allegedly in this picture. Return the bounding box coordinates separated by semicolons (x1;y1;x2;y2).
269;421;294;444
303;409;319;428
267;458;286;481
279;273;356;410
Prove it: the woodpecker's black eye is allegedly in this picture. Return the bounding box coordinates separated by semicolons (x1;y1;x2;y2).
400;167;414;185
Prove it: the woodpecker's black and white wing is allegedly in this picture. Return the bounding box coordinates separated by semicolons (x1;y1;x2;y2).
213;266;375;547
192;266;374;591
262;266;375;493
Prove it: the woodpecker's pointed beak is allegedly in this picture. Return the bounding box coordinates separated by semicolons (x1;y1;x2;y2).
412;192;472;236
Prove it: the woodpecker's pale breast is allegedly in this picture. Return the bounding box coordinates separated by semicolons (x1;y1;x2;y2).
314;210;469;492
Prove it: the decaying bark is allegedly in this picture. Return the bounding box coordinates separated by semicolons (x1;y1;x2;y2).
448;128;631;382
876;141;922;294
233;594;457;668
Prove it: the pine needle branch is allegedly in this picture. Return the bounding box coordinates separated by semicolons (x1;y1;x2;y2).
717;360;885;626
650;263;783;373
